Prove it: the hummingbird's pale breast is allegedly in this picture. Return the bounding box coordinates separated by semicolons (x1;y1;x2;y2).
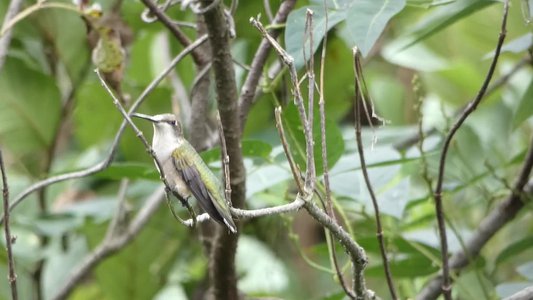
151;123;190;198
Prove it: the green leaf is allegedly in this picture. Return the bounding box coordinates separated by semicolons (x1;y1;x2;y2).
484;33;533;59
281;103;345;177
0;57;61;170
88;205;184;300
285;5;347;69
236;235;289;293
496;282;533;298
495;236;533;265
517;262;533;281
344;0;406;57
401;0;497;49
201;139;273;164
512;77;533;129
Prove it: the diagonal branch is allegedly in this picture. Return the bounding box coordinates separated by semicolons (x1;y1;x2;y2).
431;1;510;297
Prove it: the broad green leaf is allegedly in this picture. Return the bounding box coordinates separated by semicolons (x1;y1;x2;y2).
18;213;83;237
38;8;90;82
344;0;406;57
246;164;292;198
237;235;289;293
281;103;345;177
496;282;533;298
484;33;533;59
285;5;347;69
0;58;61;170
517;262;533;281
73;80;123;148
382;37;448;71
201;139;273;164
43;236;88;299
512;77;533;129
401;0;497;49
495;236;533;265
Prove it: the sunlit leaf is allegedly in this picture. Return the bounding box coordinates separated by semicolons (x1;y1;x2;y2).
281;103;345;177
237;235;289;293
0;58;61;171
495;236;533;265
512;77;533;129
401;0;497;49
344;0;406;57
286;5;347;69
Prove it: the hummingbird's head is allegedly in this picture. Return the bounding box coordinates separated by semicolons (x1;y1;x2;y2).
132;113;183;139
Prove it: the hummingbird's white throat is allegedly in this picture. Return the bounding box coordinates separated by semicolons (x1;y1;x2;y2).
151;121;184;161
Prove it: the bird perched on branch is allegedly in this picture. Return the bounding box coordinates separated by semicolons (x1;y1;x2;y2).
133;113;237;233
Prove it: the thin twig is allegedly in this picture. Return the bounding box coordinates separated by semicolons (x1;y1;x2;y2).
239;0;296;130
216;113;232;208
0;150;18;300
352;48;397;300
275;107;304;192
317;3;353;297
417;135;533;300
0;35;208;225
304;9;316;194
250;17;315;195
52;187;166;300
0;0;24;71
432;1;509;297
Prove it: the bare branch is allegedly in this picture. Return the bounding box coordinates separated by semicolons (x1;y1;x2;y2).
52;187;166;300
239;0;297;130
352;48;398;300
417;136;533;300
0;0;23;71
250;17;315;195
0;150;18;300
432;1;509;297
0;35;208;224
181;197;306;227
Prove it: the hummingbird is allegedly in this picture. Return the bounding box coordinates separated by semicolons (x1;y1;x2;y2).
132;113;237;233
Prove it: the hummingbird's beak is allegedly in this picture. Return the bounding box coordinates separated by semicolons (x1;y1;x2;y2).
132;113;157;123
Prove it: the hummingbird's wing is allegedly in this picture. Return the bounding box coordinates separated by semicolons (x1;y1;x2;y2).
172;148;237;233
